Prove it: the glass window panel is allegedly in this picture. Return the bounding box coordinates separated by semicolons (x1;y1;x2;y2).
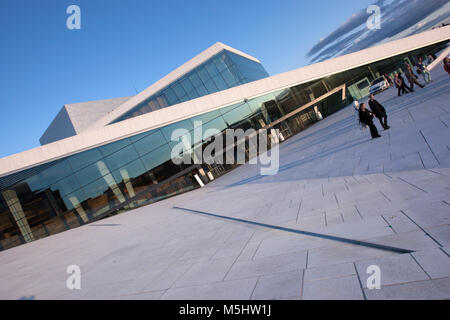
247;91;281;113
187;90;199;100
38;160;73;187
51;174;81;197
219;101;243;115
26;174;44;193
190;110;221;126
99;138;131;157
214;53;228;72
220;68;238;87
171;82;186;99
205;60;219;77
197;66;210;83
229;64;244;82
221;103;252;126
68;148;103;171
204;79;218;93
133;130;166;156
82;177;114;201
161;119;194;142
105;145;139;172
202;117;228;140
163;87;178;105
129;129;156;143
75;162;104;186
62;189;88;212
180;77;194;93
148;99;160;111
140;144;173;172
178;95;189;103
195;84;208;96
111;158;146;184
156;95;168;108
212;73;228;91
189;72;203;88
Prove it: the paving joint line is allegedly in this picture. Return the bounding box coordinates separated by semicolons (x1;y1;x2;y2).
397;177;428;193
419;130;441;165
409;253;432;280
439;247;450;258
353;262;368;300
400;210;443;247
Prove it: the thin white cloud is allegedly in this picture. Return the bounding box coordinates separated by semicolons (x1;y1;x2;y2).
308;0;449;63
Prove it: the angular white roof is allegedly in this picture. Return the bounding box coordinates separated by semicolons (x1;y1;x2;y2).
1;27;449;178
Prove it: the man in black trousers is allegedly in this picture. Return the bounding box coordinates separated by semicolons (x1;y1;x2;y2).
368;94;390;130
359;103;381;139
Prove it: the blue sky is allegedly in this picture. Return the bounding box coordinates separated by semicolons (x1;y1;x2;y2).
0;0;402;158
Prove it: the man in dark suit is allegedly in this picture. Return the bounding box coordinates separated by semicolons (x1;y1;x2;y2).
368;94;390;130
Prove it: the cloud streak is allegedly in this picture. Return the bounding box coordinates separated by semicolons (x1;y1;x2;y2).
307;0;450;63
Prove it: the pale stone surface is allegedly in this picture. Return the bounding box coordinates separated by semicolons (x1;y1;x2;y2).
225;251;307;281
160;278;259;300
251;270;303;300
0;64;449;300
304;263;356;282
364;278;450;300
302;275;365;300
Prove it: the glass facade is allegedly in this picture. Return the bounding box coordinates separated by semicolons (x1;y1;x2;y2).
111;50;269;124
0;41;446;251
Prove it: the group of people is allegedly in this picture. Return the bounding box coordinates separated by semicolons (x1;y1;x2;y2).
353;54;449;140
354;95;390;139
393;61;430;96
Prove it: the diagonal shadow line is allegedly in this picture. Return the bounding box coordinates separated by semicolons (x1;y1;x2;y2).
173;207;414;254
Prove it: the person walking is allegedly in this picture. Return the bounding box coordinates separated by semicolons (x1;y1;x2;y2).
417;58;432;84
384;73;393;87
359;103;381;139
405;64;425;91
368;94;390;130
395;73;410;96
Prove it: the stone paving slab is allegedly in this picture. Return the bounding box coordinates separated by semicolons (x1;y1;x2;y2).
302;275;364;300
160;277;259;300
355;254;429;289
251;270;303;300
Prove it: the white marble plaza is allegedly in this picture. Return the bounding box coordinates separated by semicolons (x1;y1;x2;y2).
0;62;449;300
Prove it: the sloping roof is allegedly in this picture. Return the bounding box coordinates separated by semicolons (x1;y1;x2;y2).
1;26;449;178
39;96;132;145
64;96;133;133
